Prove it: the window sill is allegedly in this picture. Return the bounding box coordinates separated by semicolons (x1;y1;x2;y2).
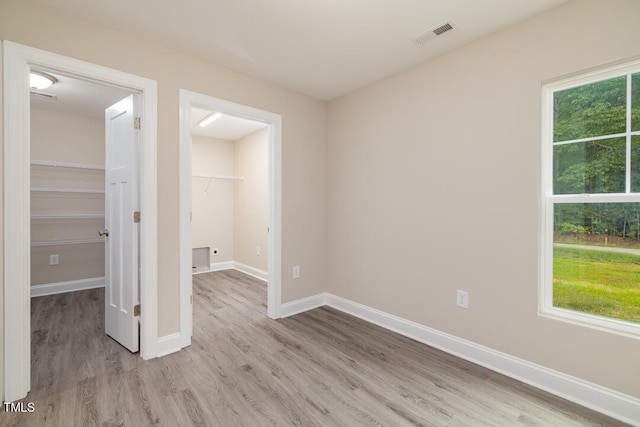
540;306;640;340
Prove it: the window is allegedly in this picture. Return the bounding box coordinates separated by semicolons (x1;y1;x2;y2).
541;59;640;338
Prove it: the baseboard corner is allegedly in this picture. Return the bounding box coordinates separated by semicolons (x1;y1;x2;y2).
280;293;327;318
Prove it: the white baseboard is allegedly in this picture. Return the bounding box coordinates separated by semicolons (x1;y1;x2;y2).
281;292;639;426
30;277;105;297
233;262;268;282
208;261;234;272
281;293;326;318
156;332;183;357
196;261;267;282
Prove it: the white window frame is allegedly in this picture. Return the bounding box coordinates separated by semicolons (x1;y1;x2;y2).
540;58;640;339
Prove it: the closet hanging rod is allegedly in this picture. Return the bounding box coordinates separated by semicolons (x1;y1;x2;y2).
192;173;245;181
31;160;105;170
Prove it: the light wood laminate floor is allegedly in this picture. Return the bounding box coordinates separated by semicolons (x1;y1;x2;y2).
1;270;629;426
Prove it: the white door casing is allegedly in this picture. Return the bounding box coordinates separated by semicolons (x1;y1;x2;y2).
3;41;158;402
178;90;283;347
105;95;140;352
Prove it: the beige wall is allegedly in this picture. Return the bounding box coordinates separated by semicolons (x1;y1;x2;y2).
191;135;235;264
31;107;105;164
234;129;268;271
191;130;268;273
4;0;639;407
0;0;327;349
326;0;640;398
30;108;105;286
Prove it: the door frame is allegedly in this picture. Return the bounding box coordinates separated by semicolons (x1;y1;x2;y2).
178;90;282;345
2;41;158;402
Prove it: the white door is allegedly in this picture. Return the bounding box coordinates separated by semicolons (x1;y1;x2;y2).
104;94;139;352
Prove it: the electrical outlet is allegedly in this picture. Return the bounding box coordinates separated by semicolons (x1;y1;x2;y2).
49;254;59;265
292;266;300;279
256;246;261;256
456;290;469;309
211;248;219;256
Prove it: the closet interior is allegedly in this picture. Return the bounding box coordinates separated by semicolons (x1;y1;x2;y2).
29;70;130;296
190;107;269;279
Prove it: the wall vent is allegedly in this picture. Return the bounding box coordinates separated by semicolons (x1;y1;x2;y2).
413;20;456;45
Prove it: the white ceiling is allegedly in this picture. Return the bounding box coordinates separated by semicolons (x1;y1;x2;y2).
30;69;132;118
37;0;569;101
191;107;268;141
30;71;266;140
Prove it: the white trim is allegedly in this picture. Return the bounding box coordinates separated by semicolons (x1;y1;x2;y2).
3;40;31;400
233;262;268;282
178;93;193;349
542;57;640;93
279;292;640;424
209;261;234;272
179;90;283;351
317;294;640;426
30;277;105;297
192;261;267;280
3;41;158;402
280;293;327;318
156;333;182;358
540;57;640;340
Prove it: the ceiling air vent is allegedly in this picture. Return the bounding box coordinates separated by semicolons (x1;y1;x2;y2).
30;91;58;101
413;20;456;45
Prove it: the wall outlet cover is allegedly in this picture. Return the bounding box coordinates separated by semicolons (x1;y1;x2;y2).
456;290;469;309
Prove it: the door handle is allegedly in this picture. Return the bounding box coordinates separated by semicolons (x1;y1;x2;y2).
99;229;110;237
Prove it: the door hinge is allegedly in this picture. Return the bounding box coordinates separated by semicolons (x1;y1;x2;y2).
134;304;141;316
190;295;193;304
134;117;141;130
134;211;141;223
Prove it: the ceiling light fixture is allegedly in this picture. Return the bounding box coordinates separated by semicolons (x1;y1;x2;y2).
30;71;57;90
198;112;223;127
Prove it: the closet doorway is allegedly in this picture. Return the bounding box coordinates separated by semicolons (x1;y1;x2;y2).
3;42;158;402
190;108;269;277
179;91;283;346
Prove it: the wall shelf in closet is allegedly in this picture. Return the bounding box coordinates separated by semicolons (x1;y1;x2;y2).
193;173;244;194
31;238;104;247
193;173;245;181
31;213;105;219
30;159;105;262
31;187;105;194
31;159;105;170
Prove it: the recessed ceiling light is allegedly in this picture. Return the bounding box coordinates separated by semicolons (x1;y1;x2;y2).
30;71;57;90
198;112;223;127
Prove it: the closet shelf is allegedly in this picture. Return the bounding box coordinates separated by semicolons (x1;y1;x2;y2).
31;187;105;194
31;160;105;171
193;173;245;181
31;238;104;247
31;213;105;219
193;173;244;193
